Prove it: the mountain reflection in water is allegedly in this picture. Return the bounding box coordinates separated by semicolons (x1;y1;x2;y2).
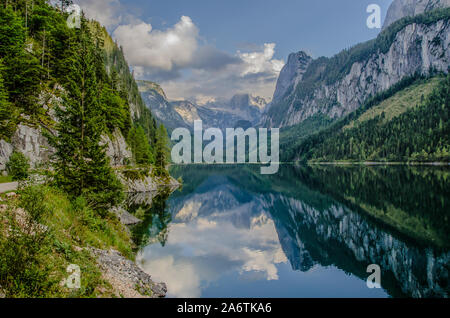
127;164;449;298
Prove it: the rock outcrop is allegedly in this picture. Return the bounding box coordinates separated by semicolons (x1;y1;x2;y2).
1;124;131;171
101;128;132;166
271;51;312;104
383;0;450;30
117;169;180;193
91;248;167;298
262;13;450;128
0;124;53;170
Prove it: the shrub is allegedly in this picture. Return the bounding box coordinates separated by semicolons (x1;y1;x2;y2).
0;186;59;297
6;151;30;181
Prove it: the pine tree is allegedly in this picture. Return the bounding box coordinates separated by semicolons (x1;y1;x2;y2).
0;61;14;139
127;125;153;165
46;19;123;211
154;124;170;176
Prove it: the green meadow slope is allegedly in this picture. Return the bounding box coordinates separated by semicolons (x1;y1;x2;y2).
284;74;449;163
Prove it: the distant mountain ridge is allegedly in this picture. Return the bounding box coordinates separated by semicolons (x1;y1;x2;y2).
137;80;267;130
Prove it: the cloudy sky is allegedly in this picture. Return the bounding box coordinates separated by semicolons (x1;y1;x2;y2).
75;0;393;103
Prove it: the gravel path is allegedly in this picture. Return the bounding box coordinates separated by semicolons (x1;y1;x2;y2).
0;182;18;194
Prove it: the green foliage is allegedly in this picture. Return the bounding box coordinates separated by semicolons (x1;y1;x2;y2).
46;19;123;211
0;184;133;297
279;114;334;162
6;151;30;181
121;168;150;181
154;124;170;176
127;125;154;165
0;5;43;116
100;85;132;135
289;74;450;162
89;20;158;147
0;185;58;298
0;2;164;176
0;61;15;139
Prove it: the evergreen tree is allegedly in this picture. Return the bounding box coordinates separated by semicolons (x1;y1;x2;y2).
0;61;15;139
127;125;153;165
46;19;123;211
154;124;170;176
0;5;42;116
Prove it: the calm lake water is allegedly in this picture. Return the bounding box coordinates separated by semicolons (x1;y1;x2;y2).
127;164;449;298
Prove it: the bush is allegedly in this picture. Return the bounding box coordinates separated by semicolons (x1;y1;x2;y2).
6;151;30;181
0;186;59;297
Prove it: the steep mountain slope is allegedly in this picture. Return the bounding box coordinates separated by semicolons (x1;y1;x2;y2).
262;8;450;128
270;51;312;105
0;4;161;170
382;0;450;30
137;80;188;130
283;74;449;162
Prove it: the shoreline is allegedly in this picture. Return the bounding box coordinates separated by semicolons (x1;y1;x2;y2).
307;161;450;166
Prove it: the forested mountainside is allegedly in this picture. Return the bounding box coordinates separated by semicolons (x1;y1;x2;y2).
262;8;450;128
138;79;267;130
0;1;167;169
0;1;173;298
281;74;450;162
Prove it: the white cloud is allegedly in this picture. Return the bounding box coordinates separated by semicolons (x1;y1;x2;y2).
74;1;285;102
159;43;285;101
75;0;124;28
137;192;288;297
238;43;285;77
113;16;199;71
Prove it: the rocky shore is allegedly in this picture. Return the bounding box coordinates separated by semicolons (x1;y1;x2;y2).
91;248;167;298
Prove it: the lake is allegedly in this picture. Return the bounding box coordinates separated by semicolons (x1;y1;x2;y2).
126;164;449;298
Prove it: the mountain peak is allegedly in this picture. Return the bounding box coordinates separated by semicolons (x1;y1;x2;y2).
382;0;450;30
136;80;167;100
272;51;313;103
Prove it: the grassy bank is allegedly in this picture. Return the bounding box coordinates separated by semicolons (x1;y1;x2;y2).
0;185;134;298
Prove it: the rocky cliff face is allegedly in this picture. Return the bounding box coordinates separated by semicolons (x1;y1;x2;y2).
0;124;131;171
383;0;450;30
0;124;52;170
271;51;312;104
262;16;450;128
137;80;189;130
101;128;132;166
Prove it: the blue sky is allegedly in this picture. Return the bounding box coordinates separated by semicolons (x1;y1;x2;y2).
76;0;393;102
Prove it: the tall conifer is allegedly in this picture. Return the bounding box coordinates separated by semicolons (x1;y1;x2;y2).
47;18;123;210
